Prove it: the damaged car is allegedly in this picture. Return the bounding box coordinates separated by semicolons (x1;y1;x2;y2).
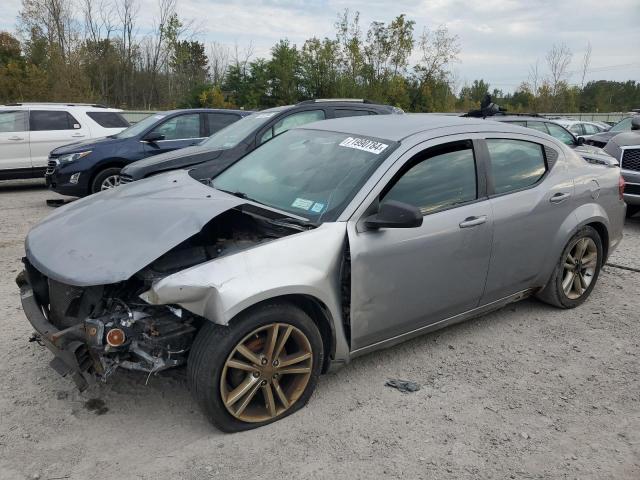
18;115;625;432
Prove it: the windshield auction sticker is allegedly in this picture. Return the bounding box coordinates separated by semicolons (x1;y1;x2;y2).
339;137;388;155
292;198;314;210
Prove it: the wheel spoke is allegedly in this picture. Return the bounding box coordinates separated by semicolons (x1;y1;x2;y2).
225;375;259;408
566;253;576;266
278;366;311;375
582;253;597;268
272;378;290;409
226;358;257;372
234;380;262;417
273;325;293;360
263;383;277;418
575;239;588;261
236;344;262;365
263;324;279;362
572;273;583;295
279;351;312;367
578;272;589;290
562;271;574;295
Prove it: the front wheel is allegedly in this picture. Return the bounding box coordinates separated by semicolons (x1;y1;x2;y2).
537;226;603;309
91;167;122;193
187;303;323;432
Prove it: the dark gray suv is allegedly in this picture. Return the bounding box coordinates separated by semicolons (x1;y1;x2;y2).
120;100;403;184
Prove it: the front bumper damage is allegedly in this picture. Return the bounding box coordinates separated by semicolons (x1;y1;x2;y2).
18;272;95;390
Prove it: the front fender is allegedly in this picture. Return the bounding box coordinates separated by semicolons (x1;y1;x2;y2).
140;222;351;361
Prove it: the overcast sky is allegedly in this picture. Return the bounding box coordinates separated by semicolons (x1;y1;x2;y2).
2;0;639;92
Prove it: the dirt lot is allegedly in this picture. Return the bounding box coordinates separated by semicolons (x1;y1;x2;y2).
0;179;638;480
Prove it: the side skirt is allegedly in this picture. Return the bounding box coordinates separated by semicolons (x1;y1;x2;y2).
349;289;536;358
0;167;46;180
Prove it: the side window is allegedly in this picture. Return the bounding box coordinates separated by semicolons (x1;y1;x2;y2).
30;110;80;131
0;110;28;132
207;113;240;136
334;109;373;118
486;139;547;195
261;110;325;144
150;113;201;140
526;121;549;134
545;123;575;146
569;124;583;135
86;112;129;128
382;141;477;215
583;123;599;135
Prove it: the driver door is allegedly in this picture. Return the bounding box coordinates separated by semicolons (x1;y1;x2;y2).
347;137;493;351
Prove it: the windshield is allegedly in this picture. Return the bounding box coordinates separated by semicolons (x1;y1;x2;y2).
200;111;281;150
212;129;396;222
610;117;632;132
113;114;166;139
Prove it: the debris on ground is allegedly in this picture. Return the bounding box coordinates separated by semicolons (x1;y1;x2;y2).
385;379;421;393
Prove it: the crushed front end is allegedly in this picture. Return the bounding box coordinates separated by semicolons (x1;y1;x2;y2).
17;259;197;390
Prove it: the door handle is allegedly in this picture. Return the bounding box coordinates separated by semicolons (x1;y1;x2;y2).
459;215;487;228
71;133;85;138
8;136;23;141
550;192;571;203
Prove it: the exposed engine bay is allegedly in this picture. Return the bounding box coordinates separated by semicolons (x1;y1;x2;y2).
21;207;305;389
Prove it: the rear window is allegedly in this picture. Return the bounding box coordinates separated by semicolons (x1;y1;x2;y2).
30;110;80;131
86;112;129;128
487;139;547;195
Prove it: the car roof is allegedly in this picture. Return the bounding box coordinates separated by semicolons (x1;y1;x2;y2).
161;108;251;116
300;114;527;142
0;103;123;112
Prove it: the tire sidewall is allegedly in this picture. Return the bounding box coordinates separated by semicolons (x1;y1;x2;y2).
188;303;324;433
552;226;603;308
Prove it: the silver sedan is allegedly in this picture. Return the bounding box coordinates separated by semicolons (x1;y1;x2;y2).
18;115;625;432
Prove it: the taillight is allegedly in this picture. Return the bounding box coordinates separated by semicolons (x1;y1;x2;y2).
619;175;626;200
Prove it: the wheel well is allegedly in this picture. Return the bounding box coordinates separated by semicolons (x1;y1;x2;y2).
231;295;336;374
89;160;127;189
586;221;609;261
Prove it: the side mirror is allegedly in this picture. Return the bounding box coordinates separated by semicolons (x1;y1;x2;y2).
632;117;640;131
364;200;423;230
142;133;165;143
576;136;585;145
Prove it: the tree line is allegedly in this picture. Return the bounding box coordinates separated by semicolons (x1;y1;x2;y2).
0;0;638;113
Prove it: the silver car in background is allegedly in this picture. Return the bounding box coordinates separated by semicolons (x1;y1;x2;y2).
17;115;625;432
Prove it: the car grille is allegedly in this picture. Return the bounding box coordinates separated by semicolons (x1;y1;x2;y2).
119;173;133;184
622;148;640;172
45;158;59;175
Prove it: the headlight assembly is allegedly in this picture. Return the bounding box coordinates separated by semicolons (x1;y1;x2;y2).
58;150;92;164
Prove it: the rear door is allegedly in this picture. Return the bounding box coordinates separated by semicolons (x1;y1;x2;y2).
0;110;30;171
29;110;90;167
479;134;574;304
143;112;204;156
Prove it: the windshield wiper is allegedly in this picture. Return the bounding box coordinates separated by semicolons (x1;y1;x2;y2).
216;188;253;201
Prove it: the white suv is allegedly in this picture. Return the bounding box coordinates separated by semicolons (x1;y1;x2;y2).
0;103;129;180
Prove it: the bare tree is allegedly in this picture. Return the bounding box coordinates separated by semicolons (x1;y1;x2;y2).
414;25;460;84
528;59;541;94
580;41;592;89
209;41;230;85
545;43;572;97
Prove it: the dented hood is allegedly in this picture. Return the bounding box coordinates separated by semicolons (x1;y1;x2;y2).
26;170;244;286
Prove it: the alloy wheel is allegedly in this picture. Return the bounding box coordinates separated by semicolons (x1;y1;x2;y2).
562;237;598;300
220;323;313;423
100;174;121;190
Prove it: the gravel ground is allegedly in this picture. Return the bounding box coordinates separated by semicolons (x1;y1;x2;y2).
0;179;639;480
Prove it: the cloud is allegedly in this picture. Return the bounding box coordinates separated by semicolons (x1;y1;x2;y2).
1;0;639;91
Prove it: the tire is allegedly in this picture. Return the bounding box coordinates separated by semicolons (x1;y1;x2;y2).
187;302;324;432
626;205;640;219
536;226;603;309
91;167;122;194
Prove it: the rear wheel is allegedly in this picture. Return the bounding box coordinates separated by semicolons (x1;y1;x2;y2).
187;303;323;432
91;167;122;193
537;226;603;308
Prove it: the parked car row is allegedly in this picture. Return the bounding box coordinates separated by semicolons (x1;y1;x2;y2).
16;99;627;431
